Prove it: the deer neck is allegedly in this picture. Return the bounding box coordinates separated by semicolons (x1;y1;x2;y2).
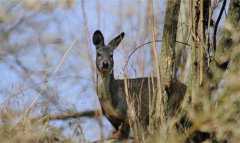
99;71;115;100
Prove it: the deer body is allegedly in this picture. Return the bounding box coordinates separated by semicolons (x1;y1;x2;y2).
99;73;152;122
98;73;153;138
93;30;153;138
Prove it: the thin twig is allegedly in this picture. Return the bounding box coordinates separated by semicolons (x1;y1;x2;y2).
213;0;227;53
123;40;190;71
52;39;77;75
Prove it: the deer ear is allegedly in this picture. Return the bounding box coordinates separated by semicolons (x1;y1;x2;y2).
108;32;125;50
93;30;104;48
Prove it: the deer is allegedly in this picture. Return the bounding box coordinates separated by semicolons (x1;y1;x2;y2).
92;30;157;139
92;30;186;139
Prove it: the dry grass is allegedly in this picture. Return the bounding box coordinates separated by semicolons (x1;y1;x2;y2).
0;107;73;143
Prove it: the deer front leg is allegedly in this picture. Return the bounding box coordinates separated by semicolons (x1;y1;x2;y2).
112;122;130;139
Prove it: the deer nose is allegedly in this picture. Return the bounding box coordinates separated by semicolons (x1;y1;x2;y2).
102;61;109;69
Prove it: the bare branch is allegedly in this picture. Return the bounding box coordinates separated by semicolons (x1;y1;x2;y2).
123;40;190;72
31;110;97;122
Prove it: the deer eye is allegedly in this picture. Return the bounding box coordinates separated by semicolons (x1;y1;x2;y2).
97;52;101;57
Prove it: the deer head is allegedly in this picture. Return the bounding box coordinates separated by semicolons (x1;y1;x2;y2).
92;30;124;77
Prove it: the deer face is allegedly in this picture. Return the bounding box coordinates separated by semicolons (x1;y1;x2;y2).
93;30;124;76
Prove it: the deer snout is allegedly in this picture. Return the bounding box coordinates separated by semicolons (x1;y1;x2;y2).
102;61;109;69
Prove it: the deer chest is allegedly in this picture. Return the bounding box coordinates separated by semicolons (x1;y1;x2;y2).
98;86;127;121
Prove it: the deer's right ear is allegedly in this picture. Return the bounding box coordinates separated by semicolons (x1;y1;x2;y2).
93;30;104;48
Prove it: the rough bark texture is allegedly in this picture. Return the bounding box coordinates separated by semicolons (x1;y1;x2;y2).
188;0;211;105
147;0;185;137
181;1;240;142
159;0;186;118
160;0;181;85
176;0;191;83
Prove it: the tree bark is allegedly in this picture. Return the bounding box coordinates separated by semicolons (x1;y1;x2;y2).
150;0;181;132
160;0;182;85
188;0;211;105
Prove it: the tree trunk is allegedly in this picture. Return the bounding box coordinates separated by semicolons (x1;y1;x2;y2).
151;0;184;129
188;0;211;105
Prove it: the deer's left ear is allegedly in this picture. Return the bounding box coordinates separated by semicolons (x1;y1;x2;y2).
108;32;125;50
